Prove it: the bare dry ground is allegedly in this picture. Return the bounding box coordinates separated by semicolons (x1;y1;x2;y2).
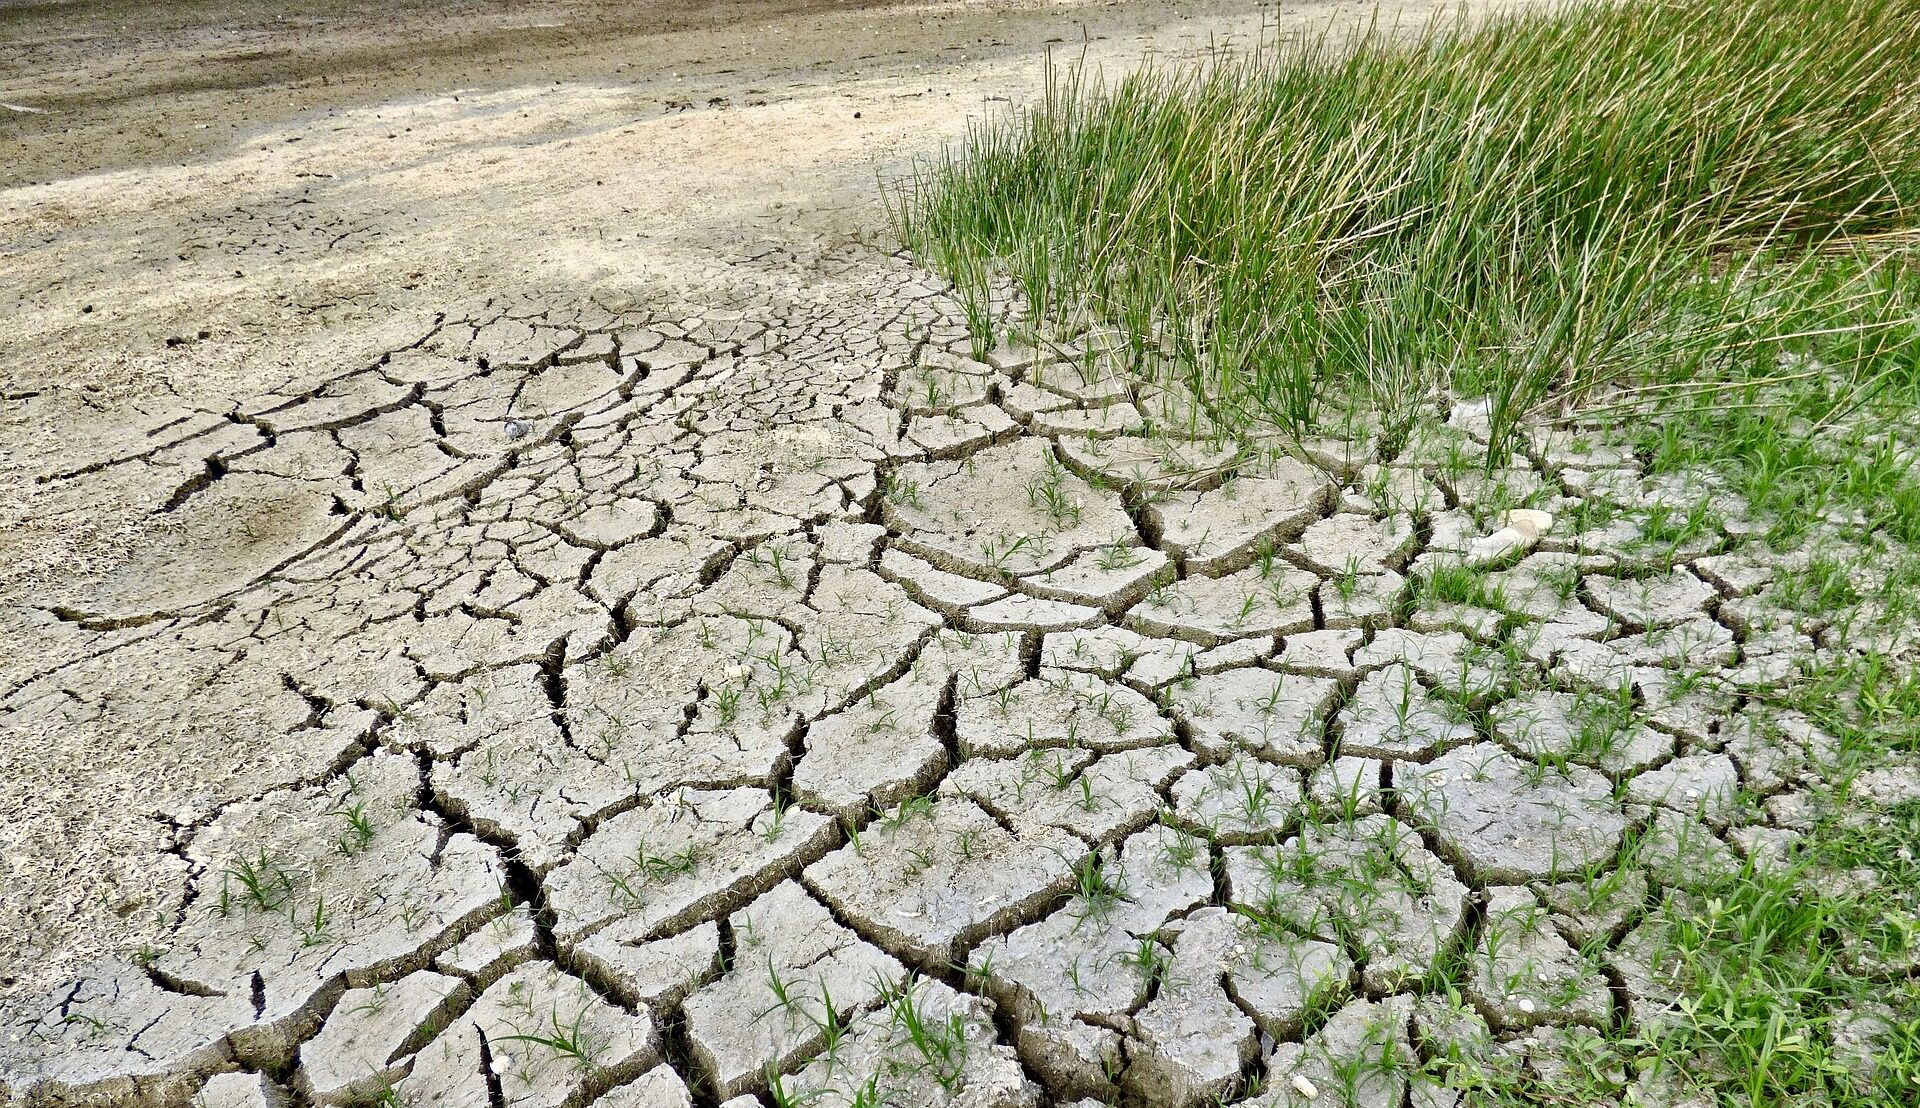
1;0;1290;995
12;2;1884;1106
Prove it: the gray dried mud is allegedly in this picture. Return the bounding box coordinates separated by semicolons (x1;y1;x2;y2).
2;0;1898;1106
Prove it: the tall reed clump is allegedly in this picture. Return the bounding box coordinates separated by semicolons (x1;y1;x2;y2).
894;0;1920;454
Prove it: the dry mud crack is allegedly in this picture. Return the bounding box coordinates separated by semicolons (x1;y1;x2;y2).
0;239;1865;1106
3;1;1902;1104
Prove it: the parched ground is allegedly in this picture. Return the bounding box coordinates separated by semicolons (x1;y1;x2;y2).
4;1;1910;1106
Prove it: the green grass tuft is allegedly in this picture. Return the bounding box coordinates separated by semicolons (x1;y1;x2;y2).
896;0;1920;455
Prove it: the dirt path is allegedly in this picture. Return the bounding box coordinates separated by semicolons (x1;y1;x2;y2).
5;4;1820;1107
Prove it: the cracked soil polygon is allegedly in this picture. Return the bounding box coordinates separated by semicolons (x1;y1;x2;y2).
0;9;1884;1099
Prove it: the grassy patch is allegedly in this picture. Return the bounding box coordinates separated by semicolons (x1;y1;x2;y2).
898;2;1920;1105
896;0;1920;454
1459;652;1920;1108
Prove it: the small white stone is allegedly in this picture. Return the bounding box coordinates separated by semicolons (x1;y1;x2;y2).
1516;997;1537;1014
1291;1072;1320;1099
1465;509;1555;566
1506;509;1555;536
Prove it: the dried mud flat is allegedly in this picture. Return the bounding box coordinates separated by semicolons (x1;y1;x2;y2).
3;1;1910;1106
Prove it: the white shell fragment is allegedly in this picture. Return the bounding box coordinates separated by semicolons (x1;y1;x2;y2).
1467;508;1555;565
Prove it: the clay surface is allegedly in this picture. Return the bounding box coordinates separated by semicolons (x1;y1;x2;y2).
4;0;1882;1105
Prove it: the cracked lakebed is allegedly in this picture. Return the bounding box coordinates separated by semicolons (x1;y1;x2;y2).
5;0;1915;1104
2;242;1893;1106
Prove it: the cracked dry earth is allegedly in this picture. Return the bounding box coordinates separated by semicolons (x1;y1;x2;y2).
4;5;1906;1106
3;238;1885;1108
